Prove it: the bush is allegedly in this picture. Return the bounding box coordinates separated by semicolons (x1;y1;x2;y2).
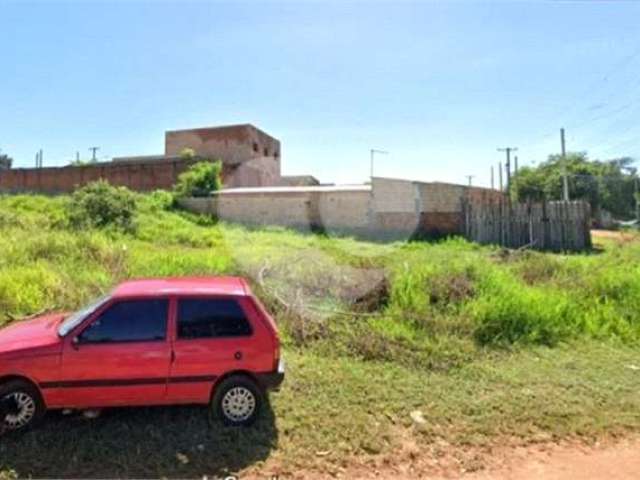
143;190;176;211
179;147;196;160
67;180;137;233
469;270;578;346
174;161;222;198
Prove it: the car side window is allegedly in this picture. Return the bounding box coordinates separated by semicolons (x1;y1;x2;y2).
78;299;168;343
177;298;252;339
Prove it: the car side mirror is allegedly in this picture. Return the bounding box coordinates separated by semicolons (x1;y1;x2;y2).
71;336;80;350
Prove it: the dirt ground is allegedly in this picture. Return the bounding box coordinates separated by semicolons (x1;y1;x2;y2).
591;229;638;242
246;436;640;479
459;437;640;480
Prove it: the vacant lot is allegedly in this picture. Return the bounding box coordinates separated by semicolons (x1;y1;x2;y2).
0;193;639;478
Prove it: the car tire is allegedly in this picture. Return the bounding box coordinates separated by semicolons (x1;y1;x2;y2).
0;379;46;435
210;375;263;427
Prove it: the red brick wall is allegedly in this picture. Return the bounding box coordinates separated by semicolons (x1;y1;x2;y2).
464;186;505;204
164;124;281;186
418;212;463;237
0;159;233;194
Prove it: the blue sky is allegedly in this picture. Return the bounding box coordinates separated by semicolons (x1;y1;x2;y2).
2;0;640;186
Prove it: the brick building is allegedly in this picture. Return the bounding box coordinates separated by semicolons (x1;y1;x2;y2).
0;124;507;240
0;124;284;193
115;124;282;188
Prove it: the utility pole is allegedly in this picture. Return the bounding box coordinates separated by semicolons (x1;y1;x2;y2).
369;149;388;181
514;155;519;175
465;175;475;187
89;146;100;162
499;162;503;191
35;149;43;168
76;151;80;163
635;176;639;222
561;128;569;201
497;147;518;193
491;166;495;190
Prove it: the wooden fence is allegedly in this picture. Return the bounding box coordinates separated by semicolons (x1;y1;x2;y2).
463;200;592;251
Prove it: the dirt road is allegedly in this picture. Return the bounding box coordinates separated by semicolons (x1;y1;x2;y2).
255;437;640;479
462;438;640;480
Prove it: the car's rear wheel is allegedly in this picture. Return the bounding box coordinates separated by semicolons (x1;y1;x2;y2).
210;376;263;427
0;380;45;434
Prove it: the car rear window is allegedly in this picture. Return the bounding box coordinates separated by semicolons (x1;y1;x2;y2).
79;299;168;343
177;298;252;339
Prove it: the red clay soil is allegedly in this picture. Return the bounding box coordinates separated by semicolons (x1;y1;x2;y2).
591;229;637;242
460;437;640;480
246;436;640;479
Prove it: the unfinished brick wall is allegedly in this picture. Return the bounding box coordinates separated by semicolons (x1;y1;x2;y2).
165;124;281;187
0;158;233;194
0;124;283;194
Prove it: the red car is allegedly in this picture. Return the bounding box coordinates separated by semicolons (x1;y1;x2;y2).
0;277;284;432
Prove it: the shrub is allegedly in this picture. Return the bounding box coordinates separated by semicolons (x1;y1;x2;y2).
174;161;222;198
67;180;137;233
469;270;579;346
180;147;196;160
143;190;175;211
509;251;564;285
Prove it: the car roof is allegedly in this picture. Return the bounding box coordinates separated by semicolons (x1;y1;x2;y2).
111;277;250;298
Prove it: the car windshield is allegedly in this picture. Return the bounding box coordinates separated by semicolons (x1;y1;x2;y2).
57;294;110;337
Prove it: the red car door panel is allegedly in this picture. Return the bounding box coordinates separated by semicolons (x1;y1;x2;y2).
57;342;171;407
57;298;171;408
167;296;268;404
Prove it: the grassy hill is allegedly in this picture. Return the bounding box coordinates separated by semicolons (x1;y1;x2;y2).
1;192;639;478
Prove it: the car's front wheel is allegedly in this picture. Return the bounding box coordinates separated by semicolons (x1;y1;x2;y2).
0;380;45;435
210;376;263;427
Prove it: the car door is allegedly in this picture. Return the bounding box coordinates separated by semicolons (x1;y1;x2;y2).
167;296;262;404
57;297;172;408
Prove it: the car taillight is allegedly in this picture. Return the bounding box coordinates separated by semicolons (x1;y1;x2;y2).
273;337;280;371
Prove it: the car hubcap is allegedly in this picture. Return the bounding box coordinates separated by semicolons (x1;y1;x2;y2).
3;392;36;430
221;386;256;422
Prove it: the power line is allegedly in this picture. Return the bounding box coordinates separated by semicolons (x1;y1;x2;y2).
523;45;640;159
550;46;640;130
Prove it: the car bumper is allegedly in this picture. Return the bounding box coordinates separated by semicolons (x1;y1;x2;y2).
256;358;285;391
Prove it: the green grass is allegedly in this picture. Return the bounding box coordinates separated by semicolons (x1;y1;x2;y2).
1;343;638;478
0;193;639;478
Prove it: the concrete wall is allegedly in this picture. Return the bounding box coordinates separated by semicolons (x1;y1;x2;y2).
181;187;374;236
179;178;506;240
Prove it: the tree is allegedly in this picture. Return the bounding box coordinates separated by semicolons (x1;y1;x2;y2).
0;153;13;170
174;160;223;198
511;153;638;219
67;180;137;233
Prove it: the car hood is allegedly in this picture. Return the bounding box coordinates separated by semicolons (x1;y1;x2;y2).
0;312;66;356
